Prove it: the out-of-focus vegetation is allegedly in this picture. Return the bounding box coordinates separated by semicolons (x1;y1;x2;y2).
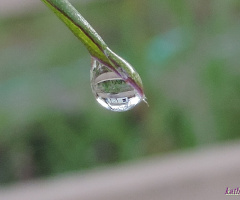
0;0;239;184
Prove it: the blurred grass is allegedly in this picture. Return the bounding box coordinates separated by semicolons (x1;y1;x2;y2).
0;0;239;184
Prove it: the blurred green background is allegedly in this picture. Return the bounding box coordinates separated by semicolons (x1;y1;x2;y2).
0;0;239;184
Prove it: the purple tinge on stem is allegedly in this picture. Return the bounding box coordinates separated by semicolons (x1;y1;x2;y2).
93;56;144;100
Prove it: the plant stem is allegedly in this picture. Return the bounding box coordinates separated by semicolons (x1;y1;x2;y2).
41;0;145;98
41;0;109;62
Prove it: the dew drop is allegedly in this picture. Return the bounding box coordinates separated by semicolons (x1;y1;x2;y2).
90;59;142;112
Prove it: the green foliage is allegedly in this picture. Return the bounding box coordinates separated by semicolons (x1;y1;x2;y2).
98;80;132;94
0;0;240;184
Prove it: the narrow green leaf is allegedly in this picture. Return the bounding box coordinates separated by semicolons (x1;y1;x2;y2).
41;0;145;98
41;0;109;64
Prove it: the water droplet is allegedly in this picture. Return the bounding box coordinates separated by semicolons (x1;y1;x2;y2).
90;59;142;112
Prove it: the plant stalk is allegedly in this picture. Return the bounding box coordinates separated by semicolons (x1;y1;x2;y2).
41;0;145;98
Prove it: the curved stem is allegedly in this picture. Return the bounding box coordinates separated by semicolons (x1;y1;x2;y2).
41;0;145;98
42;0;109;63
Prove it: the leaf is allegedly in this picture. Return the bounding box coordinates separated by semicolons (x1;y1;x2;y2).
41;0;145;98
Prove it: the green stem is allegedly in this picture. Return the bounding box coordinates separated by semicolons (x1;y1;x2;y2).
41;0;145;98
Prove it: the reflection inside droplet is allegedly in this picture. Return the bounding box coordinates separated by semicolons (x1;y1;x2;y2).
90;59;142;112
